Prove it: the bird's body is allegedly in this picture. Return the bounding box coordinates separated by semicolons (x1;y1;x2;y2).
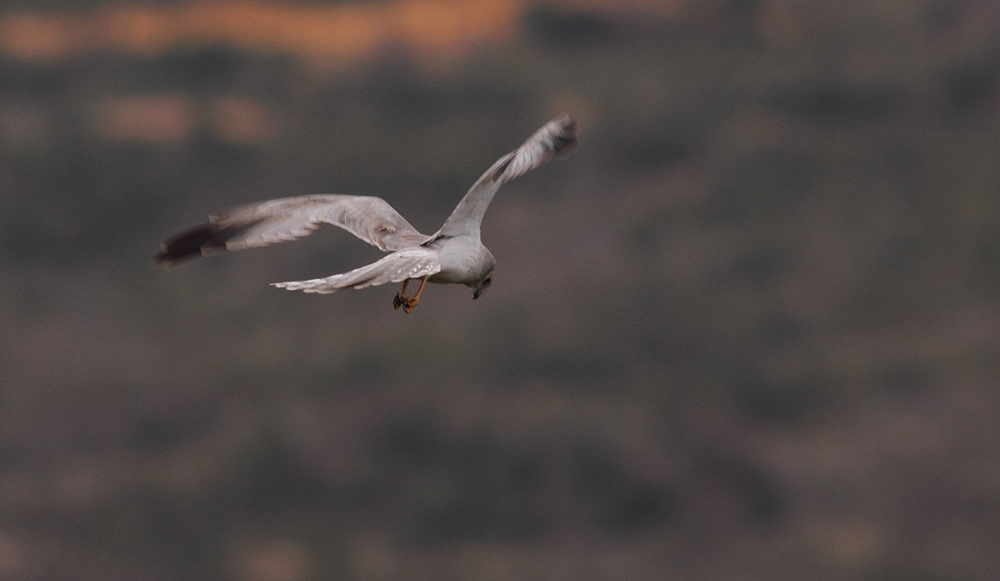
426;237;495;286
153;115;577;312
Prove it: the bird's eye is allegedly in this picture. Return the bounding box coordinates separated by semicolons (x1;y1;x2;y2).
483;277;491;287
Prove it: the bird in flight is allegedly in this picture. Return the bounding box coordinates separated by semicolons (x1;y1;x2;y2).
153;115;577;313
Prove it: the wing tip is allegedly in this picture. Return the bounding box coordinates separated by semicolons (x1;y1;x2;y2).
548;113;578;155
271;279;341;294
151;222;218;268
485;114;578;183
151;217;264;269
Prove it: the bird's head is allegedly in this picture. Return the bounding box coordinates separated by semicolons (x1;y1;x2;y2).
472;270;493;300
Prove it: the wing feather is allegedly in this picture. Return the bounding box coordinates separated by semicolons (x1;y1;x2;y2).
271;248;441;294
436;114;577;238
153;194;430;267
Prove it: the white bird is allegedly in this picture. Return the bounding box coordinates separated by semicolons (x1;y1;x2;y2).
153;115;577;313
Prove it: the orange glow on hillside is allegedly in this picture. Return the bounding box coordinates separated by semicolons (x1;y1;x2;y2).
0;0;527;65
0;0;681;66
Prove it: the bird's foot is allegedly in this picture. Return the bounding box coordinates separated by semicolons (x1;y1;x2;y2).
394;277;425;313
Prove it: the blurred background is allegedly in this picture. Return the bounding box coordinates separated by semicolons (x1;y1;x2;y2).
2;0;1000;579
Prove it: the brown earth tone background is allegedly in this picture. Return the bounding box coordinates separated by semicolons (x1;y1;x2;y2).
2;0;1000;579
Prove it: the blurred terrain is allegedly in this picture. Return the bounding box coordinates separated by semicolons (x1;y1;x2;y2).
2;0;1000;579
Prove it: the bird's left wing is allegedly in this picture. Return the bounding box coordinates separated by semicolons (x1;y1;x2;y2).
271;247;441;294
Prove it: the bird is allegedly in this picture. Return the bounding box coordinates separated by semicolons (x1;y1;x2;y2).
152;114;577;313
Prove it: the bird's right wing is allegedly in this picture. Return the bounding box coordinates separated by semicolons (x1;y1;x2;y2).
435;114;577;239
153;195;431;267
271;247;441;293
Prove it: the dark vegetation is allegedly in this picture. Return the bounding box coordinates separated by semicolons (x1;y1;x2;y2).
2;0;1000;579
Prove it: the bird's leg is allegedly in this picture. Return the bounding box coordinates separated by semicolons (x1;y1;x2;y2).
403;276;429;314
393;279;410;310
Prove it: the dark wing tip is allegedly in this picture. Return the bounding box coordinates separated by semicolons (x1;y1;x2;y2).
151;222;219;268
151;219;261;268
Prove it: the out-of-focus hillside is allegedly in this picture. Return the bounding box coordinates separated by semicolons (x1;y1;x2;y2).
2;0;1000;579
